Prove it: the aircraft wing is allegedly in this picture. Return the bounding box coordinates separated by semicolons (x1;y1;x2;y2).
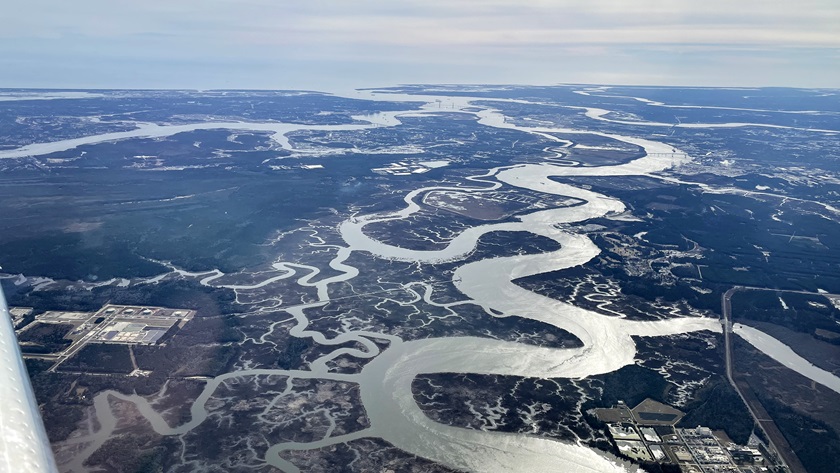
0;286;59;472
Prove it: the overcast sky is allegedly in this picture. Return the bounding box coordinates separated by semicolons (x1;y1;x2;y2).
2;0;838;90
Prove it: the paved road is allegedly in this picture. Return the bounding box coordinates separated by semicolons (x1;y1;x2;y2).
47;314;102;372
721;286;808;473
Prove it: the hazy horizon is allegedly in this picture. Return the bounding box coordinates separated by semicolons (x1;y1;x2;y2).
1;83;839;92
2;1;839;90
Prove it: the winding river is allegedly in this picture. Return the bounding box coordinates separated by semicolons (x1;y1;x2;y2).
40;88;840;472
334;94;719;472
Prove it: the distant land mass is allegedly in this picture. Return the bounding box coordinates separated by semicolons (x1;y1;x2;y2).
2;84;839;473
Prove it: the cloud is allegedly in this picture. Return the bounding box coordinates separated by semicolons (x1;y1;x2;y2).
1;0;838;88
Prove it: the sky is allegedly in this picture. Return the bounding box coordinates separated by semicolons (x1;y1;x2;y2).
1;0;838;90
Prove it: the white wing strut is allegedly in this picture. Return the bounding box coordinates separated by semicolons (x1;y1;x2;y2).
0;286;58;473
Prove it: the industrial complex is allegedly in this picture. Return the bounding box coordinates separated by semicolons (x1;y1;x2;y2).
595;399;784;473
13;303;194;373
